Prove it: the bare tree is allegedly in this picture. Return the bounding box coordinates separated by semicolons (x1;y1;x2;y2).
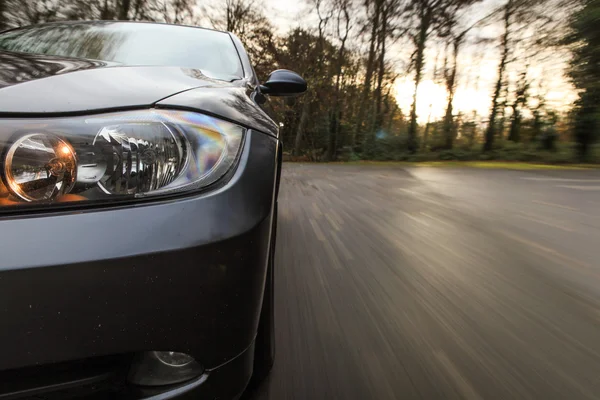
119;0;132;19
206;0;277;78
154;0;195;24
441;35;462;149
352;0;382;151
208;0;260;35
483;0;549;151
421;49;441;150
60;0;153;22
2;0;62;26
326;0;353;161
131;0;151;20
293;0;332;156
371;0;405;138
440;8;492;149
0;0;7;30
507;68;529;141
406;0;480;153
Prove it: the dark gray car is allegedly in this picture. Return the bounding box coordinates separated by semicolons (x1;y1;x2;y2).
0;21;306;399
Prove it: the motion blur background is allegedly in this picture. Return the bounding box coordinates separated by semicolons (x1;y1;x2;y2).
1;0;599;164
4;2;600;400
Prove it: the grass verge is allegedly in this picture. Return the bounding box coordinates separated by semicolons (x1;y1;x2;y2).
321;160;600;170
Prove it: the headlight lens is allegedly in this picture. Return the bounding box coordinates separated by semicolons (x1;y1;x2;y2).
5;133;77;201
0;110;245;209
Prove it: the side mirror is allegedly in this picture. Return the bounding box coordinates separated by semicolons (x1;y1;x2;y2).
260;69;307;96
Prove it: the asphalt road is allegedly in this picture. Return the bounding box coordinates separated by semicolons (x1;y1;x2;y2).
244;163;600;400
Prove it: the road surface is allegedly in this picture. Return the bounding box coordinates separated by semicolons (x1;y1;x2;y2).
244;163;600;400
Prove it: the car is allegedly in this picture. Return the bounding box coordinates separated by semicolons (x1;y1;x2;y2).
0;20;306;400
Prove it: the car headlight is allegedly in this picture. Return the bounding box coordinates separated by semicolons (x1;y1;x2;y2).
0;109;245;209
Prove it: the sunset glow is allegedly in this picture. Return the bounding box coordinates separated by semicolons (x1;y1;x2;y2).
395;78;492;123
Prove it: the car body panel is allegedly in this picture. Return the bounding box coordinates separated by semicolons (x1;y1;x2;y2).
0;131;277;372
0;21;287;399
157;86;279;137
0;57;238;115
227;33;258;85
0;49;278;138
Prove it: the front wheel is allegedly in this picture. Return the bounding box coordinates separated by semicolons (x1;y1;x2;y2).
252;204;276;382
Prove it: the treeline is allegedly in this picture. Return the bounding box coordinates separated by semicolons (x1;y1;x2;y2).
0;0;599;162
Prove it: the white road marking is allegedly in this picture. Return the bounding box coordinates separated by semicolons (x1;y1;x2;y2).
532;200;579;211
516;213;574;232
498;229;592;270
557;185;600;191
403;211;430;226
521;177;600;182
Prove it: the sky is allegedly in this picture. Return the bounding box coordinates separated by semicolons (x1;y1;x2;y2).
263;0;577;123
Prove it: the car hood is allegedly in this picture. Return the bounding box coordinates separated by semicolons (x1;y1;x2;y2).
0;50;240;114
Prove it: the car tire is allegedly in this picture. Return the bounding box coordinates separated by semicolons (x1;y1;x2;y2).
252;203;277;383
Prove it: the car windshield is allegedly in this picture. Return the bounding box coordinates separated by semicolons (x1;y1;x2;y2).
0;22;243;80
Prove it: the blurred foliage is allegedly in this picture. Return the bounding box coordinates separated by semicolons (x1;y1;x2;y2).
565;0;600;161
333;142;600;163
0;0;599;163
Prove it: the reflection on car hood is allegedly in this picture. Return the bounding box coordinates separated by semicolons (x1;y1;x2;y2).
157;86;279;136
0;50;241;114
0;50;119;88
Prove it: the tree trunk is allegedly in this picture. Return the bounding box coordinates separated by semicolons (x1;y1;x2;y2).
508;102;520;142
496;82;508;140
226;2;235;32
484;2;511;152
574;90;597;162
443;40;459;150
421;103;433;151
384;84;396;133
294;99;311;156
373;4;387;136
119;0;131;19
442;97;455;149
100;0;111;19
326;10;350;161
352;0;381;152
508;70;528;143
327;110;339;160
422;124;430;151
387;105;396;133
407;7;432;153
132;0;143;19
0;0;6;30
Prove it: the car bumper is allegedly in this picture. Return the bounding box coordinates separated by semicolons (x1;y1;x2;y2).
0;130;279;399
